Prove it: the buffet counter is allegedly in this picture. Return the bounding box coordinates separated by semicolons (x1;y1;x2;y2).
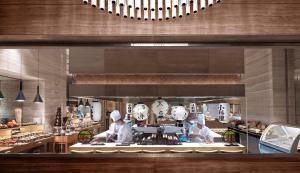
0;136;54;153
70;142;245;153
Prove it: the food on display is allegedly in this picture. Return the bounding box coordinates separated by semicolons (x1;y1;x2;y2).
78;130;93;144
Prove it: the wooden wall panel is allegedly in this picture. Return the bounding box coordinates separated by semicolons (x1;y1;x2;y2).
70;48;244;74
244;48;289;124
0;0;300;43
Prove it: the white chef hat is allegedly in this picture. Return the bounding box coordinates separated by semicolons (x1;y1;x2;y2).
110;110;121;122
196;114;205;125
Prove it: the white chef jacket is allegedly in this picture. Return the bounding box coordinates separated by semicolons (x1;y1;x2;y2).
189;125;214;143
116;123;133;143
108;123;120;135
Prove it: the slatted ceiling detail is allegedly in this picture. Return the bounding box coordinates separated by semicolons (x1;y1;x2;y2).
0;0;299;5
1;0;300;44
73;74;242;85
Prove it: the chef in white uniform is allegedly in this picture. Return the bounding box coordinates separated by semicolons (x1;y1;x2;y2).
189;114;214;143
109;110;133;143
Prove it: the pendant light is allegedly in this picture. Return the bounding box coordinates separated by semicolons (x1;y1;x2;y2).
34;49;43;103
85;99;90;107
16;55;26;102
79;98;84;106
0;80;4;100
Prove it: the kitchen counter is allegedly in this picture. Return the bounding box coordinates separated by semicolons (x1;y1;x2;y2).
70;142;245;153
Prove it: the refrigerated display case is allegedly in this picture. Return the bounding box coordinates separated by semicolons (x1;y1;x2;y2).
259;123;300;153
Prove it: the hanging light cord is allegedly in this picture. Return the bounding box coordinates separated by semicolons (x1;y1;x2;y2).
37;49;40;87
20;54;22;82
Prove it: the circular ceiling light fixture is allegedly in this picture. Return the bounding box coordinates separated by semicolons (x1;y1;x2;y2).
82;0;222;21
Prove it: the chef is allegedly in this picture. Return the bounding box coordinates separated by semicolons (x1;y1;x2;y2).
109;110;133;143
188;114;214;143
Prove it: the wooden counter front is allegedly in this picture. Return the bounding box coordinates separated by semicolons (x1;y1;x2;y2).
0;154;300;173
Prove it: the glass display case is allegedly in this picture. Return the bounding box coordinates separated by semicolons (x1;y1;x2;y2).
259;123;300;153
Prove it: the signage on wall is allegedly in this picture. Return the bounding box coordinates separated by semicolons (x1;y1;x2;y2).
189;103;197;114
126;103;134;114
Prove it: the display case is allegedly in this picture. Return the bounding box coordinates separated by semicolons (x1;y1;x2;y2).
259;123;300;153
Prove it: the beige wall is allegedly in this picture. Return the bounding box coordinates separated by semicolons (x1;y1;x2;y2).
0;48;67;132
0;80;21;118
244;48;288;124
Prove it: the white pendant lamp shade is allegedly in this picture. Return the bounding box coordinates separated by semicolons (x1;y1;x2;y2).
144;9;148;20
91;0;97;7
99;0;105;10
82;0;222;20
130;7;135;18
178;1;183;17
165;8;170;20
119;0;125;6
150;0;155;11
143;0;148;10
186;1;190;15
165;0;171;9
151;10;155;20
137;7;141;19
193;0;198;13
123;2;128;18
158;10;163;20
115;2;120;16
158;0;163;10
173;0;178;8
128;0;134;8
200;0;206;10
108;0;113;13
172;5;176;18
135;0;140;9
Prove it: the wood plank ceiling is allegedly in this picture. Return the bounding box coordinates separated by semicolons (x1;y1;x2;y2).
0;0;300;44
69;47;245;97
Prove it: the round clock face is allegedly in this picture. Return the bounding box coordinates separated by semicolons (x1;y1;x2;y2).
151;99;169;118
133;104;149;121
171;106;188;121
